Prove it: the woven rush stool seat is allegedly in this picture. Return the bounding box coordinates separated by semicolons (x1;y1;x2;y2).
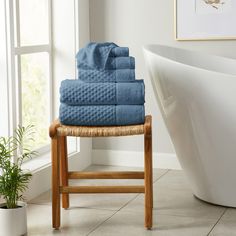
49;115;153;230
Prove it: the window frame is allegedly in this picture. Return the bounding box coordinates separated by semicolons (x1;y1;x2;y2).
3;0;80;163
7;0;53;156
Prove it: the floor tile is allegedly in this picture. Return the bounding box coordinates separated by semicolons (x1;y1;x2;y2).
27;204;115;236
209;220;236;236
30;189;137;211
220;208;236;220
27;165;229;235
209;209;236;236
88;210;217;236
122;170;226;219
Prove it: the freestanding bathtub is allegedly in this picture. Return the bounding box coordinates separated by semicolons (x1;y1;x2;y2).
143;44;236;207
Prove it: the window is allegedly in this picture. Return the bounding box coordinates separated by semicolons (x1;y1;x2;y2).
14;0;52;152
1;0;79;161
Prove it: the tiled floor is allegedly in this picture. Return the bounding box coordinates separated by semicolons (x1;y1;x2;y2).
28;165;236;236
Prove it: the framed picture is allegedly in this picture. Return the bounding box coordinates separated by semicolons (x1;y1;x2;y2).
175;0;236;40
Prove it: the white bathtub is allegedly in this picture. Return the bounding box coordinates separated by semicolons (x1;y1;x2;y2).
143;44;236;207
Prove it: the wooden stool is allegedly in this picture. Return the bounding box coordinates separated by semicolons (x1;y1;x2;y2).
49;115;153;230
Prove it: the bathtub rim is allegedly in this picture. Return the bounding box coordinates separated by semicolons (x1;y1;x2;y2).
143;44;236;77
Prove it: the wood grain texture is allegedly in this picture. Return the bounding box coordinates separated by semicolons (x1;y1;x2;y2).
51;136;60;229
68;171;144;179
60;185;145;194
49;119;60;138
60;136;69;209
144;116;153;229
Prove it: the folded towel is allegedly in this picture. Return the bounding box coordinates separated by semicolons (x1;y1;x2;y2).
76;42;132;70
110;47;129;57
59;104;145;126
78;69;135;82
60;79;145;105
78;56;135;70
76;42;117;70
105;57;135;69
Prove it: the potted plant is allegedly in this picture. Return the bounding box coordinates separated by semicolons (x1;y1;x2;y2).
0;125;36;236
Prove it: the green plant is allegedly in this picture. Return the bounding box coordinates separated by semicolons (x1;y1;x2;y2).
0;125;37;209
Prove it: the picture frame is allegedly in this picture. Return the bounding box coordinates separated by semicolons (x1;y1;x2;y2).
175;0;236;41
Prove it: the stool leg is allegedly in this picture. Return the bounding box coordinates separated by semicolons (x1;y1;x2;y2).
51;136;60;229
151;153;153;209
60;136;69;209
144;129;153;229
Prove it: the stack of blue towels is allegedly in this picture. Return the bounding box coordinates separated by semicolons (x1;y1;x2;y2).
59;42;145;126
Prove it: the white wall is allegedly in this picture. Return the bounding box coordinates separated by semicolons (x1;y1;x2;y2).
89;0;236;161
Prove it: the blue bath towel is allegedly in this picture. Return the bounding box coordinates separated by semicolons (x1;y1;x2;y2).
76;42;131;70
60;79;145;105
59;103;145;126
78;56;135;70
78;69;135;82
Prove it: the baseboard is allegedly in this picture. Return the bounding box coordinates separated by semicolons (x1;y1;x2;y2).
92;149;181;170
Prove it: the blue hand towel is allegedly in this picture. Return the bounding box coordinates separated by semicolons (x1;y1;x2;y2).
60;79;145;105
78;56;135;70
59;104;145;126
105;57;135;70
78;69;135;82
110;47;129;57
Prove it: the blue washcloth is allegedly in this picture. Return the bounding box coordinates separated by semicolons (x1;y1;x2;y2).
78;69;135;82
76;42;132;70
60;79;145;105
59;103;145;126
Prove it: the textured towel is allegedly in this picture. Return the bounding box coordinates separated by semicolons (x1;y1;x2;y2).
59;103;145;126
78;69;135;82
76;42;117;70
78;56;135;70
110;47;129;57
105;57;135;69
60;79;145;105
76;42;132;70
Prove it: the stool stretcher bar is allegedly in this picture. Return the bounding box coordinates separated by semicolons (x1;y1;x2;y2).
60;185;145;194
68;171;144;179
